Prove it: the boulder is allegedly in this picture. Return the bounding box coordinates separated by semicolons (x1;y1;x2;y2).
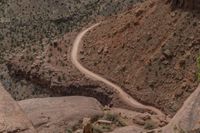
161;85;200;132
19;96;103;133
0;83;36;133
111;85;200;132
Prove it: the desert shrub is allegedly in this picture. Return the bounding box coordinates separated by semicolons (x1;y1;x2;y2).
173;125;186;133
0;33;4;41
66;128;72;133
92;124;112;133
92;125;103;133
104;113;118;122
104;113;126;127
101;125;112;130
144;120;155;130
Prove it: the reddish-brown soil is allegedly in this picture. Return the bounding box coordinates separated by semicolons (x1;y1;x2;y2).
6;30;124;108
6;0;200;117
81;0;200;115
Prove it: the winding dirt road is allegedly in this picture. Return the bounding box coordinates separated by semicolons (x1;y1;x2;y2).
71;23;165;117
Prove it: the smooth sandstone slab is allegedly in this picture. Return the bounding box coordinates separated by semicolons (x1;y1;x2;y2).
0;83;36;133
19;96;103;133
162;85;200;132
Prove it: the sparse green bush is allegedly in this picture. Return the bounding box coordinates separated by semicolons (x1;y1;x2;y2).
66;128;73;133
92;124;112;133
0;33;4;41
144;120;155;130
104;113;118;122
92;125;103;133
104;113;126;127
101;125;112;130
173;125;186;133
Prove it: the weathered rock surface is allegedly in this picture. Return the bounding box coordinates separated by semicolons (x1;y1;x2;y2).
0;83;36;133
19;96;103;133
111;85;200;133
161;85;200;132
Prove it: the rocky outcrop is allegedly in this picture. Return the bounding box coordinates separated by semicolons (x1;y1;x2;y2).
19;96;103;133
161;85;200;132
0;83;104;133
111;85;200;132
0;83;36;133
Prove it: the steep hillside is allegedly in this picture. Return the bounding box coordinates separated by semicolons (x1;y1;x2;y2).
3;0;200;132
0;0;142;100
80;0;200;115
0;0;142;59
5;0;200;116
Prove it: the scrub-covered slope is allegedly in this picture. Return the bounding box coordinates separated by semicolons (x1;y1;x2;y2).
1;0;142;100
